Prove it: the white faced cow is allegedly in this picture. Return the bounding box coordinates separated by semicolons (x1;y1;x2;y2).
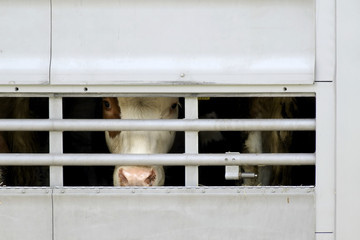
103;97;179;186
242;97;295;186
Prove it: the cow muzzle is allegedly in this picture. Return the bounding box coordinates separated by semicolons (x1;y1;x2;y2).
114;166;164;186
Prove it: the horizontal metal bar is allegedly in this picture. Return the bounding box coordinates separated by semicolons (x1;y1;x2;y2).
0;84;317;95
0;153;315;166
0;119;315;131
0;92;316;98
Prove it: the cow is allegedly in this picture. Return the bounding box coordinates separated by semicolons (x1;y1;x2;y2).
102;97;179;186
0;97;48;186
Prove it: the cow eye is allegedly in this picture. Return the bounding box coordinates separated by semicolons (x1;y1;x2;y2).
171;103;178;110
104;100;111;109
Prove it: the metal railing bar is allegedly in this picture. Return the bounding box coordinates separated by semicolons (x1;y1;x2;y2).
0;153;315;166
49;97;64;187
0;119;316;131
185;97;199;186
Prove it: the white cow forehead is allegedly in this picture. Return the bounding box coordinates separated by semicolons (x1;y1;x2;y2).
118;97;176;107
117;97;178;119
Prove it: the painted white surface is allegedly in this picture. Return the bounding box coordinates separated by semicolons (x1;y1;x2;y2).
51;0;315;85
53;187;315;240
315;0;336;81
0;0;50;84
0;189;52;240
316;83;336;234
0;187;315;240
336;0;360;239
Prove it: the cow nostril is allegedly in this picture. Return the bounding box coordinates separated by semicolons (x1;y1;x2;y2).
144;169;156;186
118;169;129;186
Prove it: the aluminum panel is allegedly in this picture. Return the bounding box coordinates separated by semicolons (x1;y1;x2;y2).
0;0;50;84
53;187;315;240
315;83;335;233
336;0;360;238
315;0;336;81
0;188;52;240
51;0;315;85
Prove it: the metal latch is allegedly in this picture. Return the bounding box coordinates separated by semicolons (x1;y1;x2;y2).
225;152;257;180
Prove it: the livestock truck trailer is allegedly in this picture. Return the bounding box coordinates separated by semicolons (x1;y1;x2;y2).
0;0;358;239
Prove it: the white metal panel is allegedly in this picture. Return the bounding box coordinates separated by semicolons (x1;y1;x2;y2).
316;233;334;240
0;188;52;240
53;187;315;240
336;0;360;239
315;0;336;81
51;0;315;85
315;83;335;235
0;0;50;84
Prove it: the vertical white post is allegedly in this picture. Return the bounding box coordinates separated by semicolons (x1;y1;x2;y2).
185;97;198;186
315;83;335;237
315;0;336;238
336;0;360;238
49;97;63;187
